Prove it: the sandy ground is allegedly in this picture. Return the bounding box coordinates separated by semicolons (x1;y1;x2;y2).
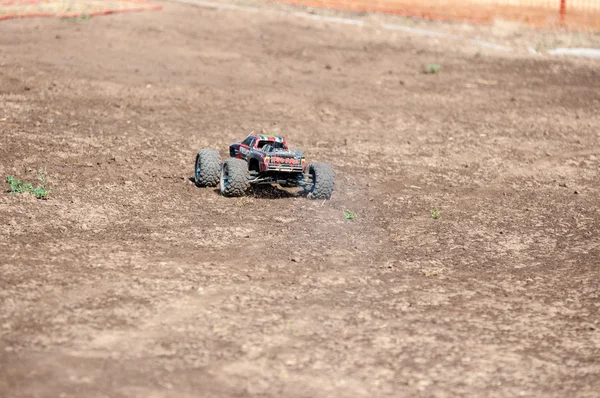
0;1;599;397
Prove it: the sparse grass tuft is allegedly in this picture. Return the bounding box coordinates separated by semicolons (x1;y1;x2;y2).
5;168;51;199
344;210;357;220
423;64;441;74
33;168;50;199
423;267;444;277
64;13;91;23
286;320;297;334
431;209;440;219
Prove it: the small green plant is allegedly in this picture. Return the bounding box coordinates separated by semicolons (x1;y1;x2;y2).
5;168;50;199
6;176;25;194
344;210;357;220
286;321;297;334
423;64;441;74
32;168;50;199
431;209;440;219
64;13;91;23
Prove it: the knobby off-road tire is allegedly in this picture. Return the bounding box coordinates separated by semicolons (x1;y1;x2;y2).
307;162;335;200
220;158;249;197
195;149;221;187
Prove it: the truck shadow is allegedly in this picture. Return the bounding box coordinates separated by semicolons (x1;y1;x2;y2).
250;184;301;199
191;176;305;199
206;185;305;199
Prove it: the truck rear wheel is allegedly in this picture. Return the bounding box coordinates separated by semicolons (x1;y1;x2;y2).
194;149;221;187
306;163;335;199
220;158;249;197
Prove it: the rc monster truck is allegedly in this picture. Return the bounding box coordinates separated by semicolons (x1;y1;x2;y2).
194;132;334;199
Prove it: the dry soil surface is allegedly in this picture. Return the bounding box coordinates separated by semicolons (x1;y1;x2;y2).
0;1;599;397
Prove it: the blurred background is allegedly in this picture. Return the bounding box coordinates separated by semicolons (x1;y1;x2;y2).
2;0;599;30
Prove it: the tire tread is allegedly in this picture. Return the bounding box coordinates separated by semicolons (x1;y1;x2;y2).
221;158;249;197
195;149;221;187
308;162;335;200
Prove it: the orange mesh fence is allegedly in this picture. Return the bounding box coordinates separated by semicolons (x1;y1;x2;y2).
0;0;161;21
269;0;600;31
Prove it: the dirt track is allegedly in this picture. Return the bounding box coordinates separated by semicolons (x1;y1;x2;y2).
1;1;599;397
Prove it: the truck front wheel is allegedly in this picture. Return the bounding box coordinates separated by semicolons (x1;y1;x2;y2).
305;163;335;199
194;149;221;188
220;158;250;197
